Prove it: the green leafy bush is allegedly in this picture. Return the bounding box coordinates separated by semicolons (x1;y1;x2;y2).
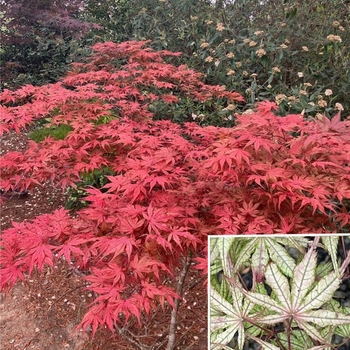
65;167;114;210
0;0;99;89
193;0;350;120
81;0;350;122
0;11;13;54
0;28;97;90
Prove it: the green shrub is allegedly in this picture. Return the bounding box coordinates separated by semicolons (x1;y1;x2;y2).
0;1;99;90
65;167;114;210
0;11;13;54
81;0;349;123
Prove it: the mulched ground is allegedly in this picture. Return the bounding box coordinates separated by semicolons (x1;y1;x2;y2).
0;130;208;349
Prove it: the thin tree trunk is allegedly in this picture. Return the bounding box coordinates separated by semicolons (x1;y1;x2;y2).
166;254;192;350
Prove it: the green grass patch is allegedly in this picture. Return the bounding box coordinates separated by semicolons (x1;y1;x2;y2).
29;123;73;142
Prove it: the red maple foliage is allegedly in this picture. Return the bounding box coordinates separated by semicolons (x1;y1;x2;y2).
1;41;350;337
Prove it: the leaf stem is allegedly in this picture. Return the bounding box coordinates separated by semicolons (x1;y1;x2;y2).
287;318;292;350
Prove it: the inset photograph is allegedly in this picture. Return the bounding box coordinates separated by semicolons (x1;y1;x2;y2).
209;235;350;350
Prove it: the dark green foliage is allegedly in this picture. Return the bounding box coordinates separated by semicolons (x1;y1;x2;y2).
65;167;114;210
0;0;98;89
80;0;350;120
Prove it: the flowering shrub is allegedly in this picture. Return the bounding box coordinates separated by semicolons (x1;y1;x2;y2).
97;0;349;121
186;2;349;120
1;41;350;339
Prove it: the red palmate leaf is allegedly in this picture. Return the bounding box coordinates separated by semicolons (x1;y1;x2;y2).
168;227;200;249
55;237;86;264
0;265;25;291
92;235;138;262
78;303;106;338
113;297;141;325
143;204;170;235
130;254;154;279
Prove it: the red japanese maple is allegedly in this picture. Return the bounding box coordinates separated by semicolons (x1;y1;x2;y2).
1;41;350;338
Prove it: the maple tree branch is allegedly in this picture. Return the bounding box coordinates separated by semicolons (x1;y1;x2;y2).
117;326;152;350
166;253;192;350
174;320;201;349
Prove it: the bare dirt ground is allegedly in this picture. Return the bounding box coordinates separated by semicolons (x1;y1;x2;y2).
0;131;207;350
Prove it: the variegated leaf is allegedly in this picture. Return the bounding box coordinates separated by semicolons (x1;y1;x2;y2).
300;309;350;327
300;271;341;312
243;290;285;314
266;238;295;277
219;236;235;278
255;313;288;325
210;237;220;264
211;287;238;317
335;323;350;338
232;238;256;271
265;263;291;310
275;236;310;253
291;246;317;309
315;261;333;279
322;236;339;275
296;319;326;343
228;281;244;315
277;329;313;350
